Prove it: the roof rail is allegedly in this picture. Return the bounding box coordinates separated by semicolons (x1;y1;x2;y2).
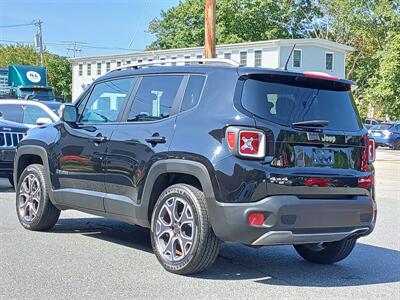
109;58;240;73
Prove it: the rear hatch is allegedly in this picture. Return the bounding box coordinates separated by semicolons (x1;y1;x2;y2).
239;72;371;197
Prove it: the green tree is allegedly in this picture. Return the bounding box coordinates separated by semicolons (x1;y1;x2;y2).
0;45;72;101
365;34;400;119
147;0;321;50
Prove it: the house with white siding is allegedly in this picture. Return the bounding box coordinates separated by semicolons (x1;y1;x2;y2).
69;38;354;100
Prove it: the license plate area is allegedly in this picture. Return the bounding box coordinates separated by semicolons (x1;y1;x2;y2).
0;149;16;162
311;148;335;167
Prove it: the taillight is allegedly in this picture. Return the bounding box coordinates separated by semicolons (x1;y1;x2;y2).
226;127;266;158
358;175;374;189
361;135;375;170
383;130;393;136
227;131;236;149
367;139;375;163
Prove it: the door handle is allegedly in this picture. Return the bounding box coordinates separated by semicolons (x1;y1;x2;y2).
145;135;166;145
92;134;108;143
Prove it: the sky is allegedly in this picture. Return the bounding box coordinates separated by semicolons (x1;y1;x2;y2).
0;0;180;57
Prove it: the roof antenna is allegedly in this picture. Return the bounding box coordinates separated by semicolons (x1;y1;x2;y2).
284;44;296;71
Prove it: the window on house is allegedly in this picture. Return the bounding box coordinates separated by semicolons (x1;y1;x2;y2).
78;64;83;76
138;59;143;63
326;53;333;70
87;63;91;76
240;51;247;66
148;58;154;62
184;56;191;65
117;61;121;67
196;54;203;59
106;62;111;72
126;60;131;65
224;53;231;59
97;63;101;75
293;49;302;68
171;57;177;66
254;50;262;67
160;57;166;65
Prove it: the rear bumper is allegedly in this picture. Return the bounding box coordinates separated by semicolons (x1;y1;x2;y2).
208;195;376;246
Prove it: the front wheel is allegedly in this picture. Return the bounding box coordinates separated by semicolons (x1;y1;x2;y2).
150;184;221;275
16;164;60;231
294;238;357;264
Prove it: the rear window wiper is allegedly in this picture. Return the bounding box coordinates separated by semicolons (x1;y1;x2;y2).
291;120;329;132
291;120;330;128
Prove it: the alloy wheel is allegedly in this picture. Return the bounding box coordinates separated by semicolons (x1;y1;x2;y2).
155;197;196;262
18;174;41;222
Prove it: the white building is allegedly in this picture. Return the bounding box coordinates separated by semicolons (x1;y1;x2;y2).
69;38;354;100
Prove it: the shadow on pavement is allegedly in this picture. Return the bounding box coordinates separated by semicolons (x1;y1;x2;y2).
52;217;400;287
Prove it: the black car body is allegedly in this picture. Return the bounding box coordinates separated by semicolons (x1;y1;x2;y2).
14;61;376;274
0;119;28;182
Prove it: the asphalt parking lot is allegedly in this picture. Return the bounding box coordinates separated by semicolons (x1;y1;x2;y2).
0;149;399;299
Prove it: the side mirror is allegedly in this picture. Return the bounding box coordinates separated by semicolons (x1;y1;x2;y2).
60;104;78;123
36;117;53;126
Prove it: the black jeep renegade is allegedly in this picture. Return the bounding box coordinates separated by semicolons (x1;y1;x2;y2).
14;60;376;274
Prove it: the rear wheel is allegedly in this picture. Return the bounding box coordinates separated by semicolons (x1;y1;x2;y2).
16;164;60;231
150;184;221;274
294;238;357;264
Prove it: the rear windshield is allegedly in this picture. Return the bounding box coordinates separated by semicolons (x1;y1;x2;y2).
371;124;393;130
241;79;362;131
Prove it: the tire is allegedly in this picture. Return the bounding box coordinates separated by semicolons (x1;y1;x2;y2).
294;238;357;264
150;184;221;275
16;164;60;231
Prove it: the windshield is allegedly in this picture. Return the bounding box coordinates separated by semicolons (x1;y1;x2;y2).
371;124;394;131
19;88;55;101
241;78;362;131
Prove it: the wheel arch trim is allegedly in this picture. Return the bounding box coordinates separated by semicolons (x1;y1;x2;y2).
138;159;217;227
14;145;55;201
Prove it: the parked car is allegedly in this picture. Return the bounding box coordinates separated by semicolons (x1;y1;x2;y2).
368;122;400;149
362;118;380;129
0;100;59;128
14;59;376;274
0;119;29;186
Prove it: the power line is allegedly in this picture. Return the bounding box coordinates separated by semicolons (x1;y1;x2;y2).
0;22;35;28
0;39;144;53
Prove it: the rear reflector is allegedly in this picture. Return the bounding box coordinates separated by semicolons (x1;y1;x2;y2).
248;212;265;226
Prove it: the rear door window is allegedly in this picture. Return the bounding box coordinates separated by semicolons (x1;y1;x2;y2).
241;79;362;131
127;75;183;122
0;104;23;123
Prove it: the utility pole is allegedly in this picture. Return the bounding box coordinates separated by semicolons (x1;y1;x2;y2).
204;0;216;58
34;20;44;66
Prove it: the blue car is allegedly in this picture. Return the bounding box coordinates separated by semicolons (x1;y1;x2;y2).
368;122;400;149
